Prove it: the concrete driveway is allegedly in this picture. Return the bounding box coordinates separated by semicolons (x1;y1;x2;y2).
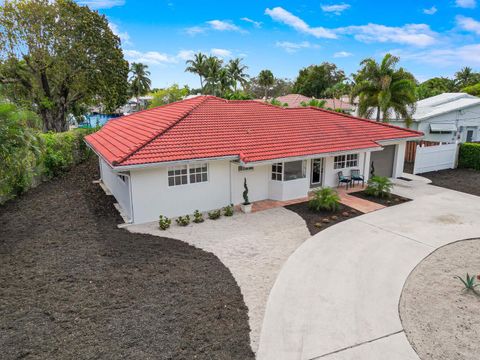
258;176;480;360
126;207;311;353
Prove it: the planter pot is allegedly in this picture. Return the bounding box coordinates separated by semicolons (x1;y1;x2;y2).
240;203;252;213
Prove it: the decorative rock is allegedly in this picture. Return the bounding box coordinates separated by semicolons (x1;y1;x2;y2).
321;218;330;224
331;215;338;220
394;197;400;202
342;211;350;217
314;223;323;228
386;200;392;205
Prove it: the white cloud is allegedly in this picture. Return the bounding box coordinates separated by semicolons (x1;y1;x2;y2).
124;50;177;65
108;22;131;46
77;0;125;9
207;20;243;32
177;50;195;61
456;0;477;8
321;3;351;15
210;48;232;58
241;17;262;28
423;6;437;15
456;15;480;35
338;23;437;47
265;7;337;39
333;51;353;57
391;43;480;66
275;41;319;53
185;26;206;36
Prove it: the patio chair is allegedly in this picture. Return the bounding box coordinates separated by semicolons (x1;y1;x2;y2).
350;169;365;187
337;171;352;190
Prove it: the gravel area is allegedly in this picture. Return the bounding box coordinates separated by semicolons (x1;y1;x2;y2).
127;207;311;352
0;158;253;360
422;168;480;197
400;239;480;360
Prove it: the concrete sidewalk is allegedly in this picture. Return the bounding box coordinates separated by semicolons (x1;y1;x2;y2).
258;178;480;359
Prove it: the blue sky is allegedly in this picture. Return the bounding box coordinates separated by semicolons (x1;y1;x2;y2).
78;0;480;88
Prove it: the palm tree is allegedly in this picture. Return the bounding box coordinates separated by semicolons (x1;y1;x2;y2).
258;69;275;99
351;54;416;125
129;63;151;109
185;52;208;91
227;58;249;92
204;56;223;96
218;68;234;95
455;66;474;88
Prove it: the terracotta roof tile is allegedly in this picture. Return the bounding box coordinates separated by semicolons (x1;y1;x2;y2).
85;96;423;167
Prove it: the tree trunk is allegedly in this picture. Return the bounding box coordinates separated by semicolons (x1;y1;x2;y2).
40;106;68;132
376;106;381;121
264;87;267;100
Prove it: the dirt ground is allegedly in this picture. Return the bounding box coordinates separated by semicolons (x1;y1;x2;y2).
0;158;254;360
422;168;480;197
285;202;360;235
400;239;480;360
349;190;411;207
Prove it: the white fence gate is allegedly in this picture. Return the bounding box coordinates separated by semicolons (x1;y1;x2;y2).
413;142;458;174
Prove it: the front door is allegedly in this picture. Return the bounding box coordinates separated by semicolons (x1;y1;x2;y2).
311;158;324;187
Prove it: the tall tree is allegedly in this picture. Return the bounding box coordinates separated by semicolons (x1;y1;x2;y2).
351;54;416;125
227;58;248;92
455;67;474;89
293;63;345;98
0;0;129;132
218;68;234;95
148;84;189;108
204;56;223;96
185;52;208;91
129;62;151;107
258;69;275;99
415;77;457;100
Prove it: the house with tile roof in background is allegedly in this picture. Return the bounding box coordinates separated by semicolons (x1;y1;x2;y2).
389;93;480;143
85;96;422;224
274;94;356;113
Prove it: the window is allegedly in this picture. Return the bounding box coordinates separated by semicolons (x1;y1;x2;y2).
283;160;306;181
238;166;254;172
271;163;282;181
168;164;208;186
334;154;358;169
117;174;127;183
189;163;208;183
168;165;188;186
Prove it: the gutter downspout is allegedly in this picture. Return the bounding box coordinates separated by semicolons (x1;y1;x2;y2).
229;162;233;205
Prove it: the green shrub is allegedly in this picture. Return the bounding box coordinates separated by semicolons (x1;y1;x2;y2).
454;273;479;293
365;176;393;198
223;204;234;216
193;210;204;223
208;209;221;220
458;143;480;170
159;215;172;230
176;215;190;226
308;188;340;212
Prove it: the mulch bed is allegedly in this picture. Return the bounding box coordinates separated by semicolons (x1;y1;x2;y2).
422;168;480;197
0;157;254;360
349;190;411;207
285;202;361;235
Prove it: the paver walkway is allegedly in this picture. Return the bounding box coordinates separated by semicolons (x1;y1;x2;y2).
258;176;480;360
126;207;311;353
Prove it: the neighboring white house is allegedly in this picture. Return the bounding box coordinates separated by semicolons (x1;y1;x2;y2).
85;96;422;224
389;93;480;143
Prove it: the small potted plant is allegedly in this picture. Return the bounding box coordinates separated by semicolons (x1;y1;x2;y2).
240;177;252;213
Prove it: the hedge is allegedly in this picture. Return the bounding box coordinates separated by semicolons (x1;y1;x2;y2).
458;143;480;170
0;128;94;204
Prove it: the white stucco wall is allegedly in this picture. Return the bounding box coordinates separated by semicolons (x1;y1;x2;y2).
99;158;132;220
230;163;269;204
130;160;231;223
322;152;370;188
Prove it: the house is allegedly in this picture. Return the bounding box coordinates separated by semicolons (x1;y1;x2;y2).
85;96;422;224
389;93;480;143
259;94;356;113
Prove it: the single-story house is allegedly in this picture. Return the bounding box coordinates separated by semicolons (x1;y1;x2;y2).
258;94;356;113
389;93;480;143
85;96;422;224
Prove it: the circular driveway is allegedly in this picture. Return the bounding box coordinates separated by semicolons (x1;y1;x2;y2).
258;178;480;360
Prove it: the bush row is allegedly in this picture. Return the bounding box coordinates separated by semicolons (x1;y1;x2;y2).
458;142;480;170
1;127;94;203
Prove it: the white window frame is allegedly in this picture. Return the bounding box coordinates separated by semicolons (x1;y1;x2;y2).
334;154;358;169
271;163;283;181
167;163;209;187
271;160;307;181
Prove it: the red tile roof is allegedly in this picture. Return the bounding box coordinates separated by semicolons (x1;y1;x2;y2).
85;96;422;167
